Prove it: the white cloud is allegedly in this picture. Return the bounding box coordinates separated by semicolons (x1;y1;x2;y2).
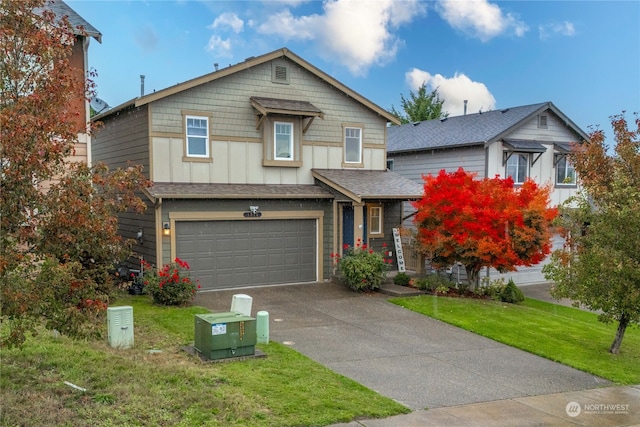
405;68;496;116
209;12;244;34
436;0;528;42
255;9;319;40
205;35;233;57
539;21;576;40
255;0;426;76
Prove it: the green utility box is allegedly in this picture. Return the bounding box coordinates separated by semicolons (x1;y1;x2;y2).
194;312;256;360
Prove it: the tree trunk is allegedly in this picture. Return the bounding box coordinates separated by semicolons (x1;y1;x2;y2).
466;266;480;291
609;313;629;354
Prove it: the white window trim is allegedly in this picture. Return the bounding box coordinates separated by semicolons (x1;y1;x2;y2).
274;121;294;161
185;115;209;158
369;205;383;235
538;114;548;129
506;153;528;184
344;126;362;164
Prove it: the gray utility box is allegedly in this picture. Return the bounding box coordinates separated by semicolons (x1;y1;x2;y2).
194;312;256;360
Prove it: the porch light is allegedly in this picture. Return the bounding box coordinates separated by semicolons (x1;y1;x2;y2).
162;222;170;236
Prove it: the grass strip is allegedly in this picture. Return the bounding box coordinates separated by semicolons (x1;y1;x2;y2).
389;295;640;385
1;294;408;426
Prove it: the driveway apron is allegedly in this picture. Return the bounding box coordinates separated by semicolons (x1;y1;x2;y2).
194;282;609;410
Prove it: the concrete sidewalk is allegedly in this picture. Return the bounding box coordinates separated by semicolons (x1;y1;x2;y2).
194;282;639;426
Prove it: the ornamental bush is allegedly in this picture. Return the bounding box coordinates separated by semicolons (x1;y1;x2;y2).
331;240;391;292
393;272;412;287
143;258;200;306
500;278;525;304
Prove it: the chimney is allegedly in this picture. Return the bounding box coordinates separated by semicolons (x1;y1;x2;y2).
463;100;468;115
140;75;145;97
214;63;219;71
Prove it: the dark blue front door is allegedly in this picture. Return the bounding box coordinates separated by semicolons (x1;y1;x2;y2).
342;205;354;248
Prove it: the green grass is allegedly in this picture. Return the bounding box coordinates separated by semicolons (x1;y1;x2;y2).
389;295;640;385
1;294;409;426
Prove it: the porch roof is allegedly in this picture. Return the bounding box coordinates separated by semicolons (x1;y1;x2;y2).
312;169;423;203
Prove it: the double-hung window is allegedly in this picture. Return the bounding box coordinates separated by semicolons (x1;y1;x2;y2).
506;153;528;184
274;121;293;160
556;156;576;184
186;115;209;158
344;127;362;164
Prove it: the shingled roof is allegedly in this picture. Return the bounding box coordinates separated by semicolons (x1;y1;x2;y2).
387;102;588;154
145;183;333;200
40;0;102;43
312;169;423;202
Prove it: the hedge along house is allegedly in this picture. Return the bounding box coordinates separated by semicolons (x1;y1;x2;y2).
92;48;423;291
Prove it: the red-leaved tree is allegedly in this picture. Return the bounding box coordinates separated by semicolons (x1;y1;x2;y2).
413;168;557;288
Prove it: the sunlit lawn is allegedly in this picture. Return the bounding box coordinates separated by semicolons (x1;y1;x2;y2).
390;295;640;385
1;294;409;427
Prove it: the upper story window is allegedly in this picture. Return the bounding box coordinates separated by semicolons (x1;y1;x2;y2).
186;115;209;158
506;153;528;184
344;126;362;164
274;121;293;160
556;156;576;185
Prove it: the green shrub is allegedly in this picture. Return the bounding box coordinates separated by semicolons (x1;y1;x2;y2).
414;274;452;292
143;258;200;306
477;277;506;299
332;241;391;292
500;278;525;304
393;272;412;286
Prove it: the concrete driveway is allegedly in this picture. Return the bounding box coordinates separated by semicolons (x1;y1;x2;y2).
194;282;610;411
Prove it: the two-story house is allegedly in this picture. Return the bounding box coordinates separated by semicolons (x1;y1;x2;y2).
92;47;422;291
387;102;589;284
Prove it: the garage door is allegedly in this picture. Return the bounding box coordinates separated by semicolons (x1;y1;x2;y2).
176;219;316;290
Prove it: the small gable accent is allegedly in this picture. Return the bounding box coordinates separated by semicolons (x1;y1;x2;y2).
502;139;547;166
250;96;324;134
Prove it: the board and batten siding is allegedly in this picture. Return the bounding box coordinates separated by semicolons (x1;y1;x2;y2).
160;198;334;280
486;113;582;207
150;57;387;184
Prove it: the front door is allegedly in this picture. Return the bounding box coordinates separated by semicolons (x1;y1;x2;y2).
342;204;354;249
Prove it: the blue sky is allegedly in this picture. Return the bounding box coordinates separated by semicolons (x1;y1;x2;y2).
67;0;639;139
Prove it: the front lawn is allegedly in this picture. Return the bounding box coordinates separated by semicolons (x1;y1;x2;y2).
389;295;640;385
0;294;409;426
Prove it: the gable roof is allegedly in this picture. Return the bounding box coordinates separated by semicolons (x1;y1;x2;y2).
387;101;589;154
95;48;399;124
42;0;102;43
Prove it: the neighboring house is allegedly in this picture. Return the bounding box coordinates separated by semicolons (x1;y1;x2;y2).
387;101;589;284
92;47;422;291
44;0;102;166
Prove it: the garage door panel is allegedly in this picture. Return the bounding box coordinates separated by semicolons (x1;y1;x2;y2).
176;219;316;290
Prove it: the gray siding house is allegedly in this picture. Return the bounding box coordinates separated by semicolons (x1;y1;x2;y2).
93;48;422;290
387;102;589;284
